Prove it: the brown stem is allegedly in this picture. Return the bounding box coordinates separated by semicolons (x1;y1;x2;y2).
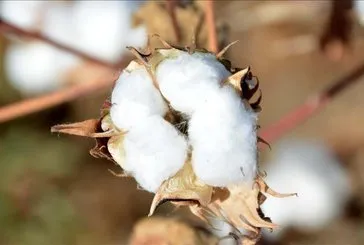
0;18;126;123
260;61;364;144
0;73;120;123
0;18;118;69
166;0;181;43
205;0;218;53
320;0;354;61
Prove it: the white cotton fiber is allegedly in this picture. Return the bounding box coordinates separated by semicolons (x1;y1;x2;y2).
262;140;351;237
156;51;258;187
110;65;167;130
5;42;79;95
156;51;231;114
123;115;188;193
110;63;188;192
189;86;258;186
210;218;235;245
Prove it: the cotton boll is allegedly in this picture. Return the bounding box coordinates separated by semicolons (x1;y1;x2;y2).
156;51;231;114
110;64;167;130
72;1;147;62
5;42;79;95
262;140;351;237
123;116;188;192
0;1;46;30
3;2;81;95
189;86;258;187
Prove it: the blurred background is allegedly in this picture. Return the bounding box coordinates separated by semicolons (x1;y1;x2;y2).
0;1;364;244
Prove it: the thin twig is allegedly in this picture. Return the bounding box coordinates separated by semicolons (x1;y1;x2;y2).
320;0;354;61
0;18;125;123
260;61;364;143
0;18;118;69
166;0;181;43
205;0;218;53
0;73;120;123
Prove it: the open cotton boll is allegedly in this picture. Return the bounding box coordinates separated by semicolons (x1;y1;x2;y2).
189;86;258;186
156;51;231;114
123;115;188;192
110;64;167;130
5;42;79;95
262;140;351;238
0;1;46;30
72;1;147;63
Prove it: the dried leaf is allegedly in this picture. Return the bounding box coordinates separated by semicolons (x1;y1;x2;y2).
149;161;213;216
89;137;113;161
51;119;100;137
256;176;297;198
223;67;250;94
212;183;277;233
51;119;118;138
216;40;239;59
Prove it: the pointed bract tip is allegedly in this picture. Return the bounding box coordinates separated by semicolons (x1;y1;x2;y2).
216;40;239;58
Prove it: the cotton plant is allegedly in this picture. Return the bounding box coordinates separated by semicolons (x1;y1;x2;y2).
261;140;351;239
2;0;147;95
52;38;294;243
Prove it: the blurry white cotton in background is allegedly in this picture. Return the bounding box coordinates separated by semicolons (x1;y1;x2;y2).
0;1;47;30
72;0;147;62
5;42;79;95
262;140;351;239
1;0;147;95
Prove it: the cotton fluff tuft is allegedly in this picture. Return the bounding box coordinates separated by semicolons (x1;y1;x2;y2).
110;64;167;130
156;51;231;114
262;140;351;238
189;86;257;186
156;51;258;186
110;64;187;193
123;116;188;192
